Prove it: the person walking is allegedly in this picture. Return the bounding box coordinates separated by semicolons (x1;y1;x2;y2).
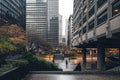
52;59;54;63
66;59;68;65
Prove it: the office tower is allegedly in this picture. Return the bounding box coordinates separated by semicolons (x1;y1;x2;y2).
73;0;120;70
47;0;59;48
59;15;63;46
26;0;48;41
67;15;73;48
0;0;26;29
26;0;59;48
72;0;120;46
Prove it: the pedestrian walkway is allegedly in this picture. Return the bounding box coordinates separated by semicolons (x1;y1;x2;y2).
23;73;120;80
54;58;78;71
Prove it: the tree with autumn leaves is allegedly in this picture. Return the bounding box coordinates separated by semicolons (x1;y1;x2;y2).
0;24;26;66
0;24;26;50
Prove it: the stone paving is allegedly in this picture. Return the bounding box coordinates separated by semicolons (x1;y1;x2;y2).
55;58;77;71
23;57;120;80
23;74;120;80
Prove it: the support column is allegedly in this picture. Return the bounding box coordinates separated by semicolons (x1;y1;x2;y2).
97;44;105;71
119;48;120;64
90;49;94;69
82;47;86;71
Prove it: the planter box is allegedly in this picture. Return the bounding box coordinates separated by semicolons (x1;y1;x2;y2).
0;66;29;80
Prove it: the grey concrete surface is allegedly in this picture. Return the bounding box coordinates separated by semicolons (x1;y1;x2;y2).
55;58;77;71
23;74;120;80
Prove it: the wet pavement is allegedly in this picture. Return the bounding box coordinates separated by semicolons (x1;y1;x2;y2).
23;74;120;80
55;58;77;71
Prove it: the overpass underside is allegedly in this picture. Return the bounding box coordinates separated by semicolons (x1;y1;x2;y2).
77;32;120;71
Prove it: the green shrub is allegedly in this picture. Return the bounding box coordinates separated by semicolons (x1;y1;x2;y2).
21;52;61;71
13;60;28;67
38;59;59;69
22;52;39;63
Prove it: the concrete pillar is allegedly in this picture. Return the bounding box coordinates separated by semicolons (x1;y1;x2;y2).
90;49;94;69
119;48;120;64
82;47;86;71
97;45;105;71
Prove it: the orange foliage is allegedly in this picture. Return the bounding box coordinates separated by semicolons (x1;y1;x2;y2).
0;24;25;39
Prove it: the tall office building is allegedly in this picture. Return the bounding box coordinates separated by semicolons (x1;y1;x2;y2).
72;0;120;70
65;19;68;46
26;0;59;48
67;15;73;48
59;15;63;46
47;0;59;48
72;0;120;46
26;0;48;41
0;0;26;29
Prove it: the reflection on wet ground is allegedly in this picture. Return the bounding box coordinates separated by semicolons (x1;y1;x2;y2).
23;74;120;80
54;58;77;71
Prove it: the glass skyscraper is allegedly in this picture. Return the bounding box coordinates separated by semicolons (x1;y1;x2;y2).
0;0;26;29
26;0;59;48
48;0;59;48
26;0;48;41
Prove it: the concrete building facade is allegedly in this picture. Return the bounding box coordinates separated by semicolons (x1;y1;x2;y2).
72;0;120;70
67;15;73;48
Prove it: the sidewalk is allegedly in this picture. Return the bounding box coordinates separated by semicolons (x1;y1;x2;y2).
54;58;77;71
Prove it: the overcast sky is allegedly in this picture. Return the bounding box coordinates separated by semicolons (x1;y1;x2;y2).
59;0;73;35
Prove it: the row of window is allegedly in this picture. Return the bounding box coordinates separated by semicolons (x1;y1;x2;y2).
0;0;26;28
79;0;120;32
88;0;120;18
78;0;120;35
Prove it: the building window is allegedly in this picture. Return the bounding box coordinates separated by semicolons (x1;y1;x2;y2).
79;22;82;28
83;0;86;5
88;20;94;30
83;26;86;34
79;30;82;37
112;0;120;16
89;6;95;18
97;9;108;25
89;0;94;7
83;6;87;14
74;31;78;36
97;0;107;8
83;16;87;24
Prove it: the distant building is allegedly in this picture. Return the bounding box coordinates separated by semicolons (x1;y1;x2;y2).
26;0;48;41
0;0;26;29
67;15;73;48
65;19;68;46
59;15;63;46
47;0;59;48
26;0;59;48
48;17;59;47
